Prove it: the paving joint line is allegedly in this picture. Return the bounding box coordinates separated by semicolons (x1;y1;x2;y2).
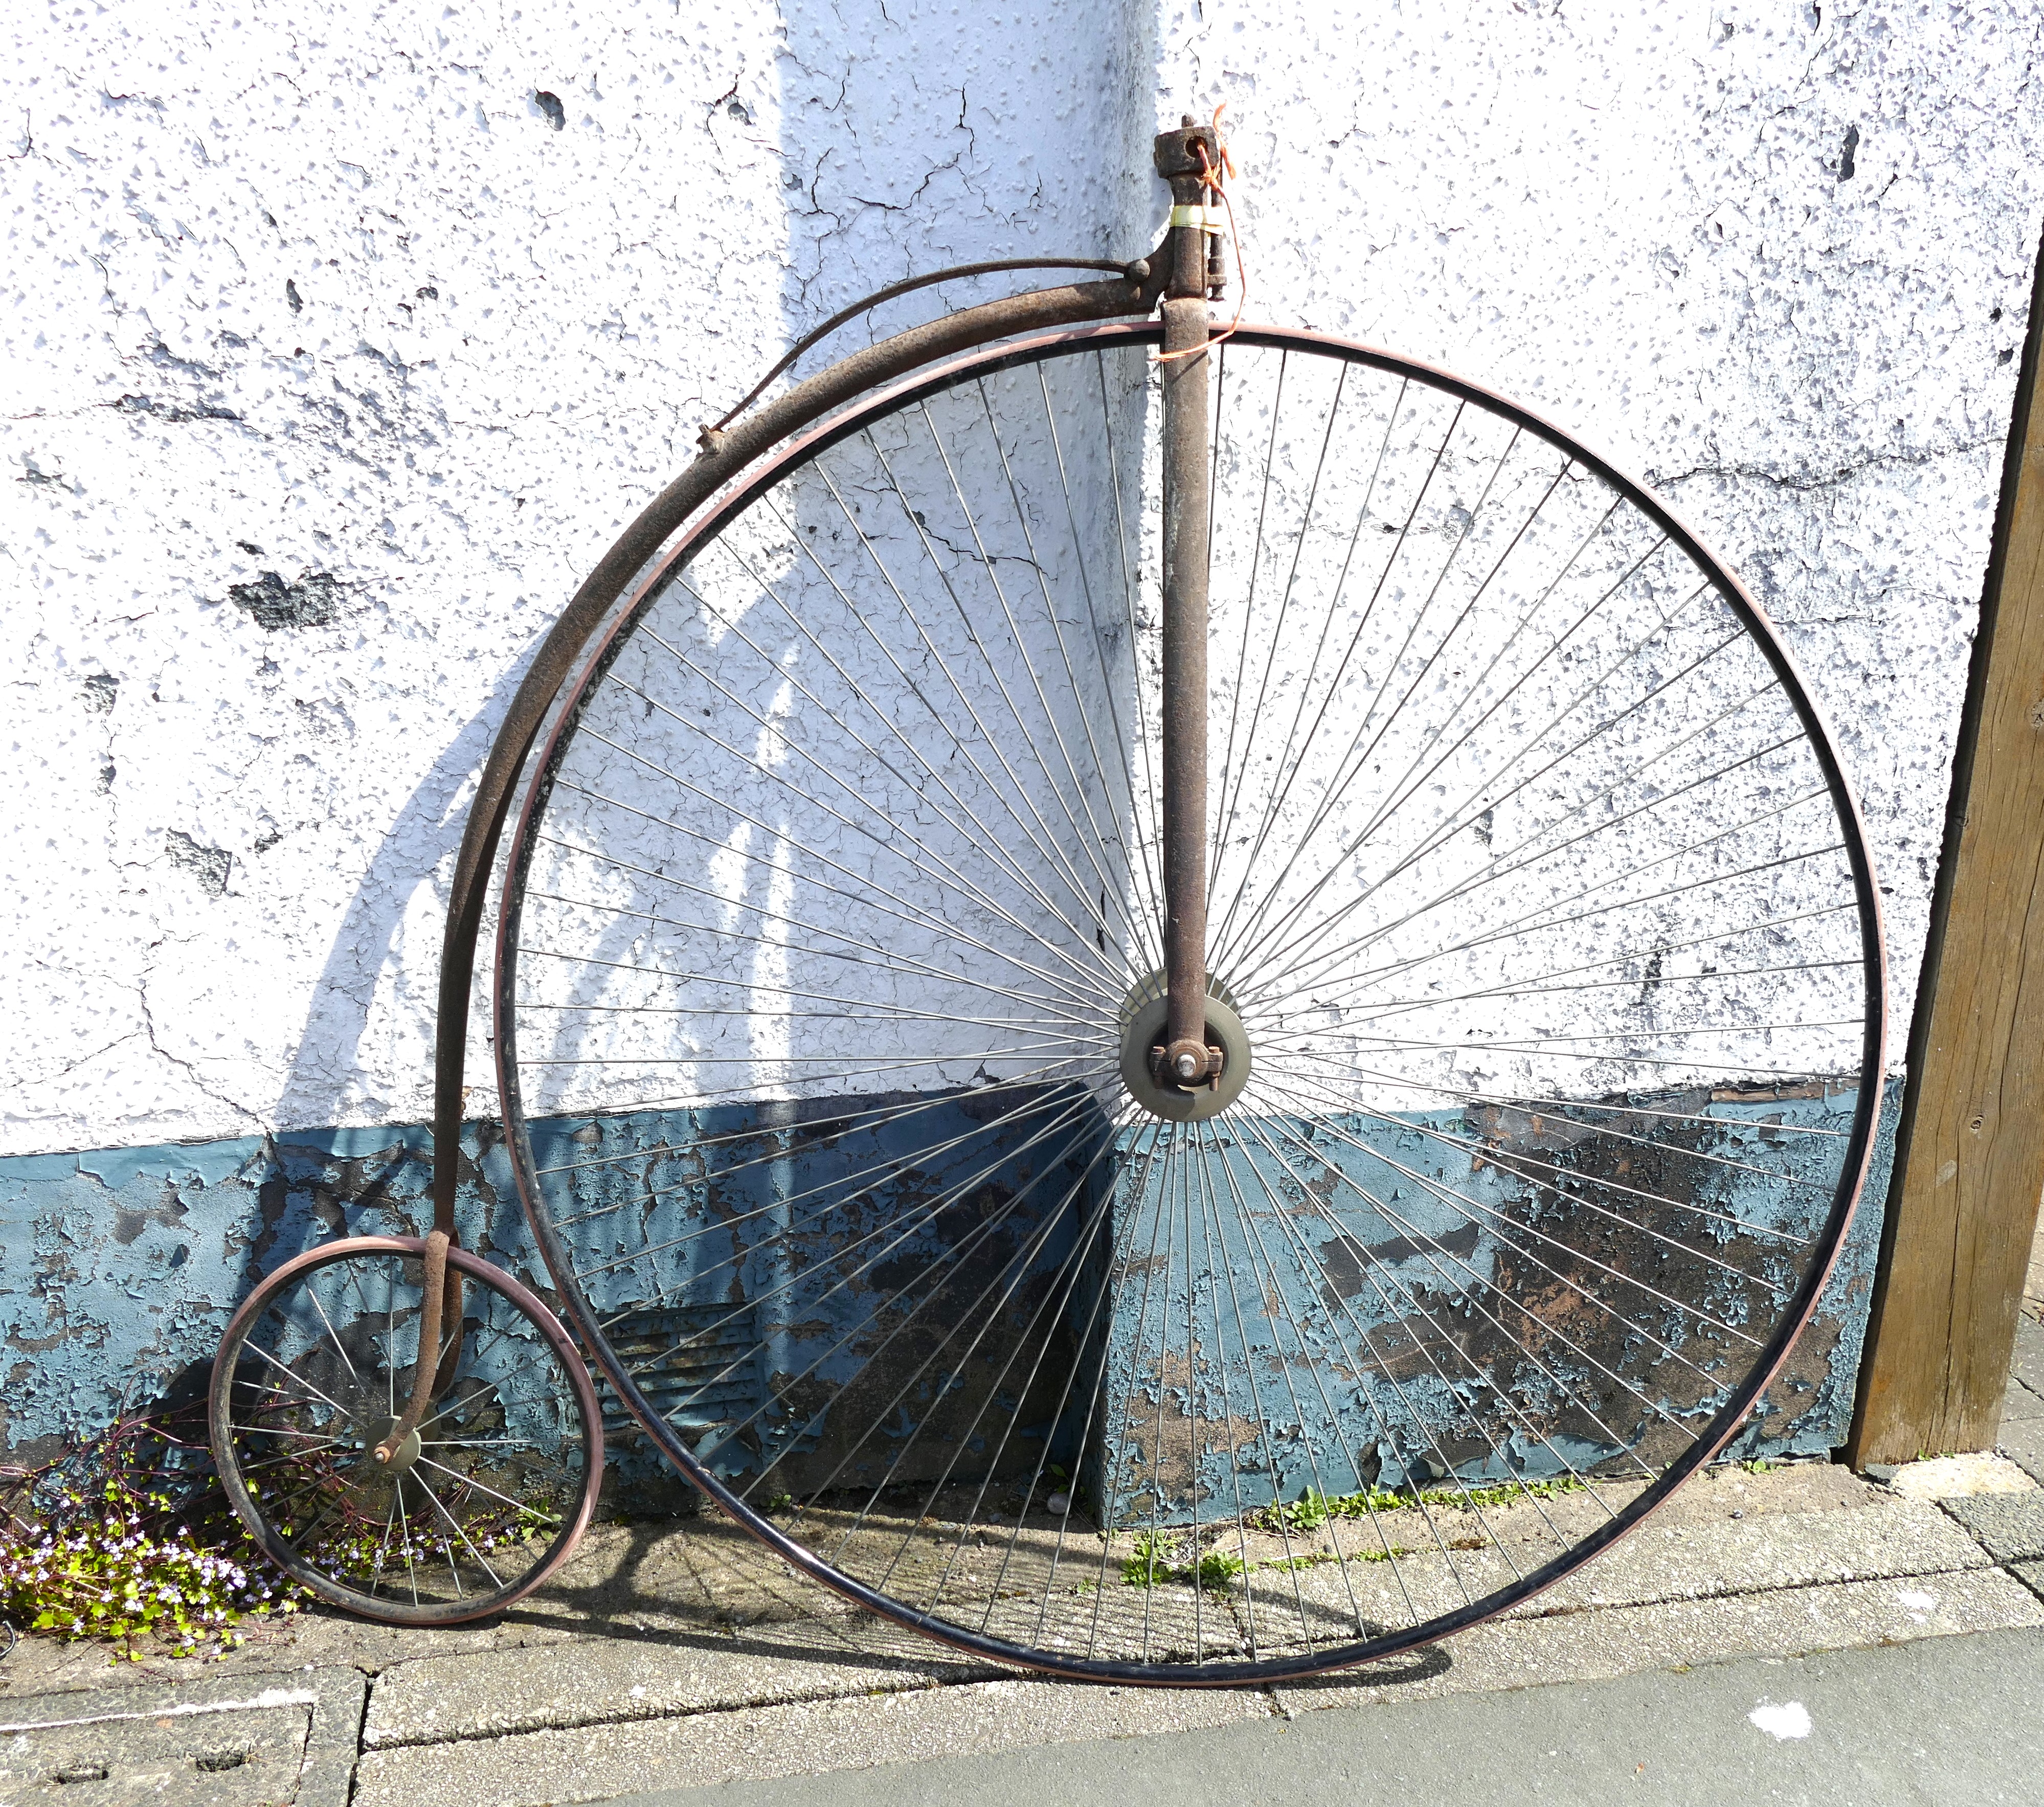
1503;1554;1992;1625
354;1667;963;1754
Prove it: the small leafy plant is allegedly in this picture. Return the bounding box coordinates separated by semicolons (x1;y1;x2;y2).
1192;1548;1248;1589
0;1406;306;1662
1120;1527;1172;1588
1120;1530;1247;1592
1256;1473;1585;1534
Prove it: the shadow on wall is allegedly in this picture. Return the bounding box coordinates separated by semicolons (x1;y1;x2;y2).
270;642;536;1132
275;0;1160;1136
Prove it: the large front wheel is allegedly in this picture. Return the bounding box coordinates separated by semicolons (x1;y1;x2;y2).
492;322;1884;1681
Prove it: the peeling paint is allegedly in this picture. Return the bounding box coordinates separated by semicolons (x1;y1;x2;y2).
1081;1082;1899;1525
164;830;232;898
0;1080;1894;1514
224;571;341;633
0;1123;521;1461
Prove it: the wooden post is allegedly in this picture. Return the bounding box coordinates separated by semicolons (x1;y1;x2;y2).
1847;224;2044;1467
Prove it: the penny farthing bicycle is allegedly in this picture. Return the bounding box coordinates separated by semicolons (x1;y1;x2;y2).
212;116;1886;1677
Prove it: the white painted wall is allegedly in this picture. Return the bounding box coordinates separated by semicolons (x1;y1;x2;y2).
5;0;2039;1159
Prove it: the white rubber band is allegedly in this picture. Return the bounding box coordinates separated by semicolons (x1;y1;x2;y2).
1168;202;1226;232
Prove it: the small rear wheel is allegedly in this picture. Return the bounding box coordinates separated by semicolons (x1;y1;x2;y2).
209;1236;603;1625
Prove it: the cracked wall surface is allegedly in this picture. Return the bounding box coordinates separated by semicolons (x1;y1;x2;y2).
3;2;2041;1453
1153;0;2044;1030
3;0;1145;1157
6;4;2037;1157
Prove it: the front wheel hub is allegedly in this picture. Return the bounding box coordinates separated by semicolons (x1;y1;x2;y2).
1117;970;1251;1121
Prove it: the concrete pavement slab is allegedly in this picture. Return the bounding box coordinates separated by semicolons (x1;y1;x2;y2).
2012;1314;2044;1394
1998;1408;2044;1486
2002;1373;2044;1422
363;1478;1980;1745
348;1568;2044;1807
6;1450;2038;1804
1938;1491;2044;1563
0;1523;648;1705
1886;1452;2035;1499
0;1516;873;1707
296;1668;368;1807
0;1673;319;1806
1234;1492;1989;1654
594;1628;2044;1807
0;1464;1905;1706
1271;1565;2044;1715
361;1635;961;1750
1535;1493;1993;1609
1589;1458;1873;1523
350;1674;1274;1807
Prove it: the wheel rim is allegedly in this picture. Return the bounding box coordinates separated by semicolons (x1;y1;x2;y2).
211;1237;603;1624
492;321;1885;1681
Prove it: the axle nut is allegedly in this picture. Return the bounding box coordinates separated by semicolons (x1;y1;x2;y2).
1117;973;1251;1122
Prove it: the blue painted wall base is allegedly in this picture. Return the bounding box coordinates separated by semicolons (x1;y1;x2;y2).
1;1080;1897;1521
1079;1083;1898;1526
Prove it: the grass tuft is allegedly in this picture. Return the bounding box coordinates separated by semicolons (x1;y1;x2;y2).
1120;1530;1249;1592
1254;1474;1586;1534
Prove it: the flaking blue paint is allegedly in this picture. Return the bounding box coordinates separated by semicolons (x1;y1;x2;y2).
1079;1081;1901;1524
2;1082;1898;1510
0;1122;527;1458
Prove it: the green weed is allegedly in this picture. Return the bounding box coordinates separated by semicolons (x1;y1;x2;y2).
1;1407;304;1662
1120;1530;1248;1592
1256;1474;1585;1534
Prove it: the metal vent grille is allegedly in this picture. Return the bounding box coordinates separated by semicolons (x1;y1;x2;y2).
597;1301;762;1443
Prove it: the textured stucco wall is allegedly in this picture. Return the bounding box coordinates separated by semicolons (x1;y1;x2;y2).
1151;0;2044;1034
5;2;2042;1453
4;0;1148;1157
7;3;2040;1155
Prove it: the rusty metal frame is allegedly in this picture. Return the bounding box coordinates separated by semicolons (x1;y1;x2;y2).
1156;117;1226;1086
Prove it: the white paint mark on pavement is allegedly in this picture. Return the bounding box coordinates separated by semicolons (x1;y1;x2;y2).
0;1686;315;1735
1748;1700;1813;1742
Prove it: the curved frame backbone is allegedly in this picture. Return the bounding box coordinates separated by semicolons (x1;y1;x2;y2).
429;270;1162;1229
474;317;1889;1684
